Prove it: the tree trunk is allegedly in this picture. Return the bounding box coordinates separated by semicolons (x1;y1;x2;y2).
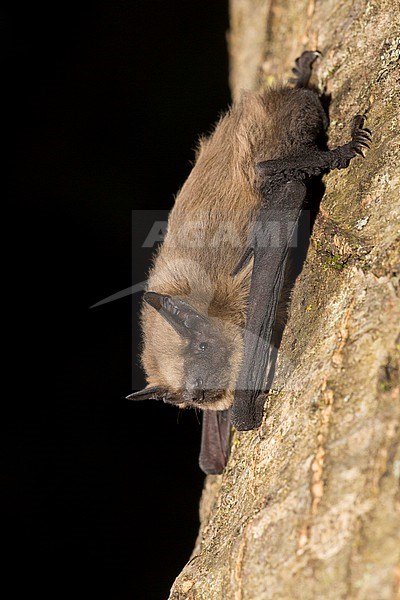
170;2;400;598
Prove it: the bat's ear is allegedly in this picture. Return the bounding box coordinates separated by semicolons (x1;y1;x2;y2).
144;292;210;339
127;385;181;405
126;385;168;401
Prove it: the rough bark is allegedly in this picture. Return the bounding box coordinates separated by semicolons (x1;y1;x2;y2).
170;2;400;598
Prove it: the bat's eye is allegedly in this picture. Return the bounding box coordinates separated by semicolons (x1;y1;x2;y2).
199;342;208;352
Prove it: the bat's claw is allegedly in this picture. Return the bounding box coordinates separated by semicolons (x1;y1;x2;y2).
350;114;371;157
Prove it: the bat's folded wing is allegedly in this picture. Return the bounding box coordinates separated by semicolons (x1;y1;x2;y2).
232;180;307;430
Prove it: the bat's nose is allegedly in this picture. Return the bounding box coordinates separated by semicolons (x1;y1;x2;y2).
187;378;204;401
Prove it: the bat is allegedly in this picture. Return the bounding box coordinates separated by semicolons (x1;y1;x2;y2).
127;51;370;473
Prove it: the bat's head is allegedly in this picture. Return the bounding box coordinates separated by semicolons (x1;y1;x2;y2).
128;292;242;410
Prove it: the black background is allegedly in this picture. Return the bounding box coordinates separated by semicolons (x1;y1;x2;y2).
6;2;229;598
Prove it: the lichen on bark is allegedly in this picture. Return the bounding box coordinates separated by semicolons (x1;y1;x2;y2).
169;2;400;598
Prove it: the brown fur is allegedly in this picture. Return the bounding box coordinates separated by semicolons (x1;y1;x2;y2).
139;85;325;409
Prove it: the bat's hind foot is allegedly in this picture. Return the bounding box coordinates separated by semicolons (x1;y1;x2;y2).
290;50;321;89
329;114;371;169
